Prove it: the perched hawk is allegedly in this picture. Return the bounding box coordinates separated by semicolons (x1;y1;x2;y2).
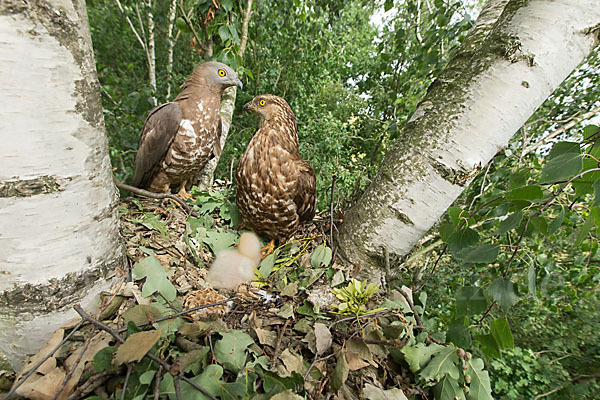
132;61;242;197
236;95;316;243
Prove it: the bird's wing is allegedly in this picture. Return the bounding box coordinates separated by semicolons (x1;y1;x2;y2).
294;161;317;223
132;102;182;188
213;117;223;158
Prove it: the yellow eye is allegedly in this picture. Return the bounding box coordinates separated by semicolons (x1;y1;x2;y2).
259;99;266;106
218;69;226;77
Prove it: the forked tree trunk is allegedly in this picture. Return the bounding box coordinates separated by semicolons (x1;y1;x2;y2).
0;0;125;368
337;0;600;275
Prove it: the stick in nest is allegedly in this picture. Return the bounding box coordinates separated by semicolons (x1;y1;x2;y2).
113;175;192;214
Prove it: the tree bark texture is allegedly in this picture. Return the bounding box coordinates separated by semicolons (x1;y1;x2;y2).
0;0;125;368
196;0;253;189
337;0;600;274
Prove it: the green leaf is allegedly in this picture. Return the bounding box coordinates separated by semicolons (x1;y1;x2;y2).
490;318;514;350
530;216;548;237
466;358;493;400
574;216;594;246
140;213;169;236
456;287;487;317
221;0;233;12
122;304;162;325
310;244;332;268
505;185;544;201
132;256;177;301
400;343;444;373
203;230;238;254
258;252;276;276
214;330;254;373
497;211;522;235
92;346;115;372
593;179;600;206
433;375;465;400
139;370;156;385
331;350;349;391
475;334;500;359
548;206;566;235
488;278;518;311
583;124;600;140
454;244;499;263
420;346;459;382
540;142;582;183
446;321;472;348
218;24;231;42
257;365;303;395
446;227;479;255
438;223;456;242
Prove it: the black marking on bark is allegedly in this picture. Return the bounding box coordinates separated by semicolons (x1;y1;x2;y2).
0;176;63;197
391;208;414;226
0;250;125;314
2;0;104;128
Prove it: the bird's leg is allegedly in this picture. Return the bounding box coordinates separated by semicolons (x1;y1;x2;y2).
176;180;192;200
261;239;276;258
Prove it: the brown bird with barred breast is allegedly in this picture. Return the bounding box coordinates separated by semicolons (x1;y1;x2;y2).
236;95;316;246
132;61;242;198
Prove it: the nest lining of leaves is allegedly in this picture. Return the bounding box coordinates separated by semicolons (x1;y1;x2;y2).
6;188;485;400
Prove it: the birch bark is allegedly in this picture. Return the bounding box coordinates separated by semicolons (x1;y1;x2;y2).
337;0;600;275
197;0;253;189
0;0;125;368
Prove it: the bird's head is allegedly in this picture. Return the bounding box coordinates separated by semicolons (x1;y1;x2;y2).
188;61;243;91
243;94;295;126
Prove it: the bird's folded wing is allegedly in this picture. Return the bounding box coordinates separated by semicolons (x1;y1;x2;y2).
132;103;182;188
294;161;317;223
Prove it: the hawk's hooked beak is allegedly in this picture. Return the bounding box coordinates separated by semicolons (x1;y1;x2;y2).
235;78;243;90
243;102;252;111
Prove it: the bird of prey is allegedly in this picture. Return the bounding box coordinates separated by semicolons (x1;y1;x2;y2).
236;94;316;247
132;61;242;198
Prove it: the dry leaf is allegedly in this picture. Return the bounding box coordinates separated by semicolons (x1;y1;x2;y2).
254;327;277;347
114;330;161;365
16;367;66;400
361;383;408;400
314;323;332;355
16;328;64;382
346;340;374;371
278;348;306;376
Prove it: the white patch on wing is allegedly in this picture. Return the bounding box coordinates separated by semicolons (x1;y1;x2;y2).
197;102;204;111
179;119;196;138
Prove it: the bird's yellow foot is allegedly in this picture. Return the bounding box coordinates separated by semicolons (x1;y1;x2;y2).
261;239;276;258
176;185;192;201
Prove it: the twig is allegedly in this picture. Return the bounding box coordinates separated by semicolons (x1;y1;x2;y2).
177;0;203;54
65;371;112;400
415;247;447;292
272;319;290;362
397;287;424;329
304;346;343;381
113;175;192;214
533;385;565;400
328;173;338;252
55;326;97;398
73;305;218;400
173;376;183;400
229;157;236;184
117;296;238;333
333;329;407;347
120;363;133;400
522;106;600;156
114;0;147;51
156;291;181;313
1;321;84;400
153;365;163;400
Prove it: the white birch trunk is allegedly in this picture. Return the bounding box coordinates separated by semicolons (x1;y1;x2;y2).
337;0;600;275
146;0;157;106
197;0;253;190
0;0;125;368
166;0;178;100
